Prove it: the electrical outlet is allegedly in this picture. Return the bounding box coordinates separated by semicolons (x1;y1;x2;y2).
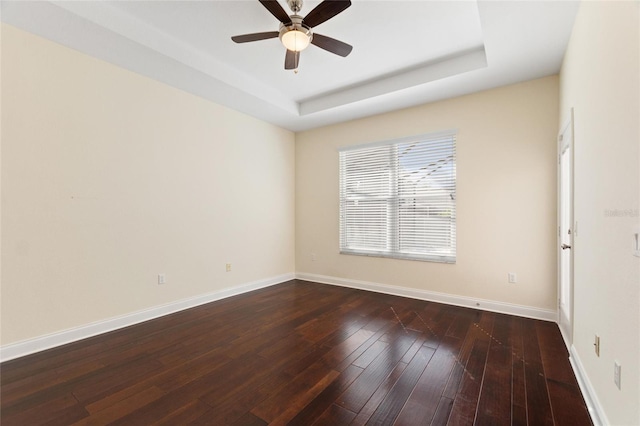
226;263;232;272
508;273;517;283
311;253;317;262
158;274;166;285
594;335;600;357
614;362;621;389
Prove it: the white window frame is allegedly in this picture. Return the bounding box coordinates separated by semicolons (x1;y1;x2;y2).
339;130;457;263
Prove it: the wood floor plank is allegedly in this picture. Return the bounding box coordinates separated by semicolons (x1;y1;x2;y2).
249;352;340;421
536;320;578;386
71;357;165;404
203;317;371;422
0;280;592;426
335;331;418;413
71;386;166;425
447;338;491;425
311;403;357;425
442;310;494;400
510;316;528;426
365;345;435;425
400;333;428;364
80;346;228;415
352;340;389;369
474;314;512;425
522;319;555;426
190;351;272;406
430;397;455;426
153;350;231;394
445;309;476;339
1;393;87;426
200;368;292;425
334;327;390;372
288;364;363;426
349;362;408;426
104;397;181;425
394;335;465;426
283;343;334;378
1;360;105;408
229;411;268;426
1;341;110;386
323;329;376;369
546;379;593;426
251;365;340;425
150;400;213;425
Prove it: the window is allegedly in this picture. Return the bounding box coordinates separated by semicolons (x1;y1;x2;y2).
339;131;456;263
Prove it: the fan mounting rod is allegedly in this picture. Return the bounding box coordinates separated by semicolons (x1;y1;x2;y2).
287;0;303;13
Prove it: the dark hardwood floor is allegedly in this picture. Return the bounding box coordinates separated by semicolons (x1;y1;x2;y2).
1;280;592;425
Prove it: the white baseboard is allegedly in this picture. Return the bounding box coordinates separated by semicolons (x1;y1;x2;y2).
2;271;605;425
569;345;608;426
0;272;557;362
0;273;295;363
295;272;557;322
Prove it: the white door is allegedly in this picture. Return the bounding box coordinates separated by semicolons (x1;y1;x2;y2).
558;112;574;347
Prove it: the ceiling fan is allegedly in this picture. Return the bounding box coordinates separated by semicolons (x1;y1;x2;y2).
231;0;353;71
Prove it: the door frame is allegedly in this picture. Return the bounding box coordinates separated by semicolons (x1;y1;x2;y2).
557;108;575;349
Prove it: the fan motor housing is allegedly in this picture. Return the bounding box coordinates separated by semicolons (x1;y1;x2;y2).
279;15;313;46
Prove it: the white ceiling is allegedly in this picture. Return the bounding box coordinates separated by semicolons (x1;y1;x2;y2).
1;0;579;132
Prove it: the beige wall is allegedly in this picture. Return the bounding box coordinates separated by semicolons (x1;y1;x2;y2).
0;25;296;345
559;1;640;424
296;76;559;310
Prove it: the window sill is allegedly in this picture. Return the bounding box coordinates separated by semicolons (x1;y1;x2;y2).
339;249;456;264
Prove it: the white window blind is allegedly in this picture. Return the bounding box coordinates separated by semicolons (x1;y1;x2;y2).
339;131;456;263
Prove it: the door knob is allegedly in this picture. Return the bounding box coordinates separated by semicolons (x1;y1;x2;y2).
561;244;572;250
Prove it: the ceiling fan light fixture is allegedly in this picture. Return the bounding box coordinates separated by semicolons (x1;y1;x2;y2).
231;0;353;70
280;26;312;52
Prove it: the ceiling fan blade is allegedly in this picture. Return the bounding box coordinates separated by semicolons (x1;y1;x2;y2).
231;32;279;43
259;0;292;25
303;0;351;28
284;49;300;70
311;33;352;57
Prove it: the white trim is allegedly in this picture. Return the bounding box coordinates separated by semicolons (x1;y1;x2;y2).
569;345;608;426
0;273;295;362
557;108;575;347
337;129;457;152
559;324;572;352
296;273;556;322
